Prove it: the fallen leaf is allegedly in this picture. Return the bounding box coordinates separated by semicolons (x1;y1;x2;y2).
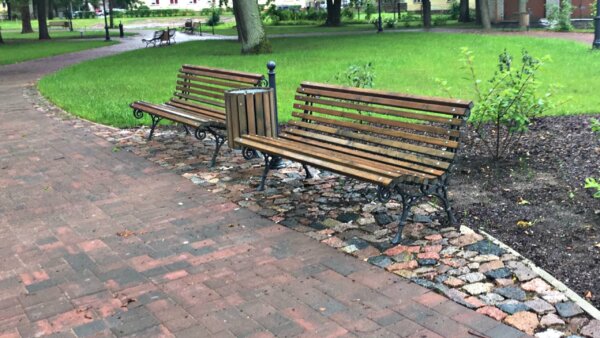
585;291;593;299
517;220;533;228
517;197;530;205
594;243;600;248
116;230;135;238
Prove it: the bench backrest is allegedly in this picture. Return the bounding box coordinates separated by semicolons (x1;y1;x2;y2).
167;65;266;123
287;82;472;177
153;30;164;39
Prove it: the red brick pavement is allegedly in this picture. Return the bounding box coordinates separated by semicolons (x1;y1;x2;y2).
0;40;531;338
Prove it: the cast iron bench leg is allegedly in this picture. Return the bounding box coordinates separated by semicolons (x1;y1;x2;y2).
205;127;226;168
148;115;162;141
258;153;272;191
302;163;312;179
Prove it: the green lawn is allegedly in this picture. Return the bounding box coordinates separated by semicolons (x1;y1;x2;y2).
38;32;600;128
0;16;219;31
1;39;117;65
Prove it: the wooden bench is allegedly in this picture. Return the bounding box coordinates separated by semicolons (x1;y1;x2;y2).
235;82;472;243
49;21;69;29
130;65;266;166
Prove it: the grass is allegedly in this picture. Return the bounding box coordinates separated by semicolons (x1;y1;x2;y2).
1;39;117;65
38;32;600;128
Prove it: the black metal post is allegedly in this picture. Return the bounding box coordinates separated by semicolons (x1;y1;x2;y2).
119;21;124;37
267;61;286;169
377;0;383;32
102;0;110;41
594;0;600;49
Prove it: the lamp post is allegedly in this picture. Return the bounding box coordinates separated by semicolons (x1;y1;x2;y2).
377;0;383;32
594;0;600;49
102;0;110;41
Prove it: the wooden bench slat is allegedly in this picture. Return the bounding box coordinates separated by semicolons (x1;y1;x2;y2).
175;92;226;108
166;101;226;123
269;135;437;179
175;86;224;100
293;103;461;138
284;126;451;170
280;132;445;176
292;112;459;149
181;68;263;85
236;136;397;186
301;81;473;111
176;80;226;94
244;134;422;178
182;65;264;84
131;102;206;127
289;120;454;162
177;74;249;90
298;86;467;116
295;94;464;126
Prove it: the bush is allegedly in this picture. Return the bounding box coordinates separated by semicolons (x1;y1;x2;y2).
384;18;396;28
334;62;375;89
364;0;376;20
449;0;460;20
547;0;573;31
342;7;354;19
433;15;449;26
461;48;555;160
206;9;220;26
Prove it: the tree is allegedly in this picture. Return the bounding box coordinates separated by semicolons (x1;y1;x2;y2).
480;0;491;30
6;0;12;19
109;0;114;28
36;0;50;39
0;27;4;44
459;0;470;22
232;0;271;54
325;0;342;26
422;0;431;28
17;0;34;33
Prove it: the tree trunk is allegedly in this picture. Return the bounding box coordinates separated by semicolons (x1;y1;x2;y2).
37;0;50;39
518;0;527;29
233;4;241;42
325;0;342;26
109;0;114;28
232;0;271;54
480;0;491;30
47;0;53;19
459;0;470;22
7;1;12;20
422;0;431;28
21;3;34;33
0;29;4;44
475;0;482;24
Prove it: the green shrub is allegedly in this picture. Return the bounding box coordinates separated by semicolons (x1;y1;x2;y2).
342;7;354;19
384;18;396;28
449;0;460;20
548;0;573;31
334;62;375;89
585;119;600;198
433;15;449;26
461;48;555;160
206;10;220;26
365;0;376;20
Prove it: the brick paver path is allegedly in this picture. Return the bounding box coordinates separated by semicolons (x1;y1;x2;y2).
0;38;529;338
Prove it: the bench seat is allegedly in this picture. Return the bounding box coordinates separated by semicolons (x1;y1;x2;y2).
130;65;265;166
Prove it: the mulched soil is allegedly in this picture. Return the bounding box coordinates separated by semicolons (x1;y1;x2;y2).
452;114;600;309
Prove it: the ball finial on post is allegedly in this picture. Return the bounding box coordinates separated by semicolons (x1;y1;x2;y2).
267;61;276;73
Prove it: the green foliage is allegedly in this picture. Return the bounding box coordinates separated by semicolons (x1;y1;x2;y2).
592;2;597;18
334;62;375;88
547;0;573;31
206;9;221;26
364;0;376;20
342;7;354;19
591;118;600;135
433;15;449;26
449;0;460;20
384;18;396;28
462;48;555;160
585;178;600;198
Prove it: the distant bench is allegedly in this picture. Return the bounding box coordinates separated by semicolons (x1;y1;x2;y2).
49;21;70;29
130;65;266;166
235;82;473;243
